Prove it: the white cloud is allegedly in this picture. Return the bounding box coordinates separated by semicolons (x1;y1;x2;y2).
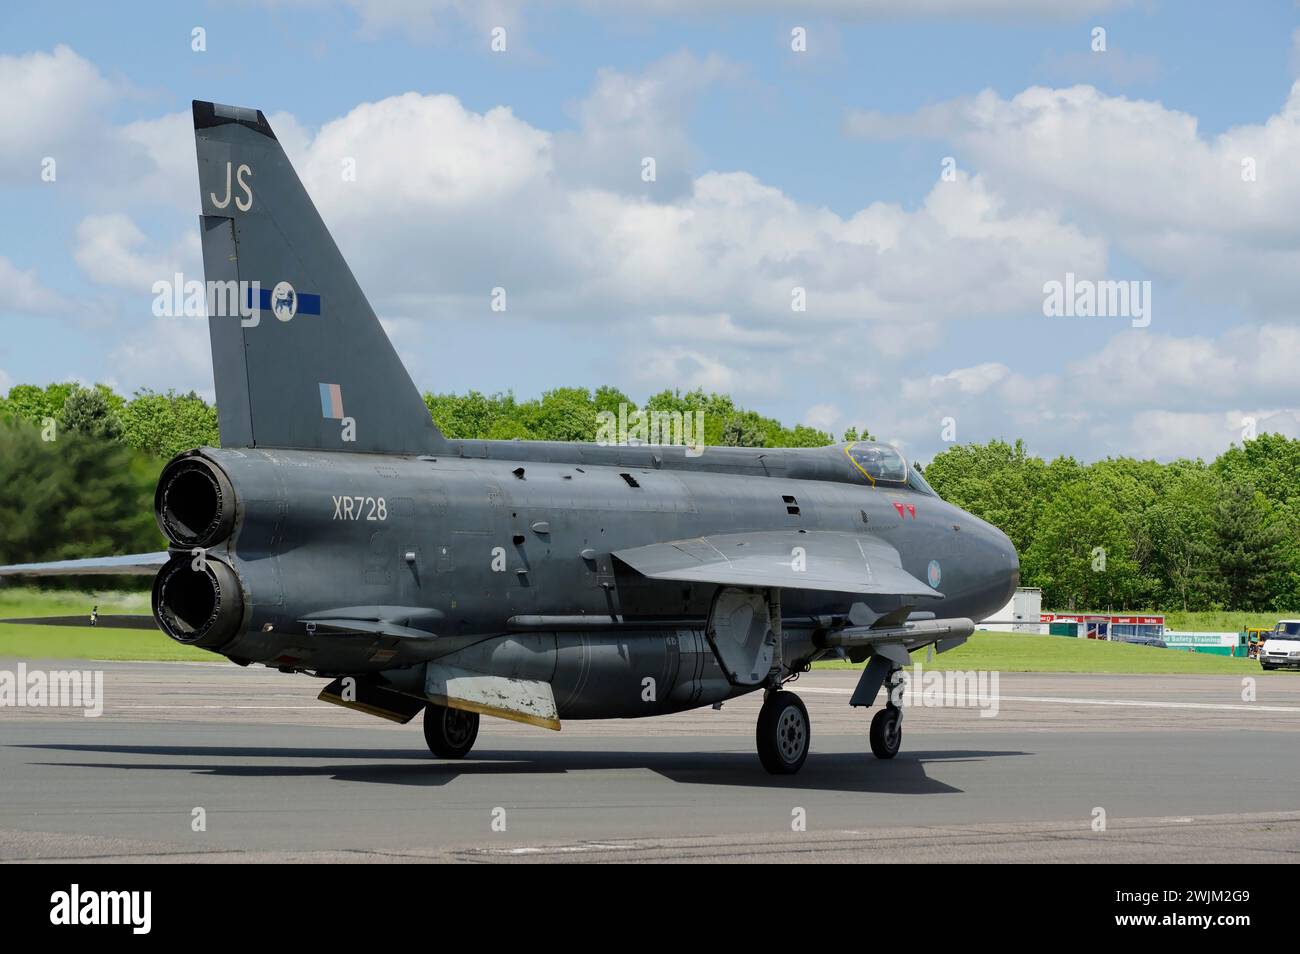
648;313;796;347
1072;325;1300;408
926;361;1012;396
107;315;214;394
0;45;116;182
630;346;741;394
266;70;1103;351
880;324;1300;463
116;111;198;210
803;402;841;433
866;319;941;359
847;82;1300;315
0;256;70;314
1129;409;1300;462
0;47;196;208
553;51;741;198
72;214;199;291
302;92;551;216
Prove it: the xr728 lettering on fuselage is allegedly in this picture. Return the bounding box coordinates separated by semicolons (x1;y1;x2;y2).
331;495;387;521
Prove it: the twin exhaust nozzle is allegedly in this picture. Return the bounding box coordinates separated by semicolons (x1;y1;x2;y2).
151;454;244;648
154;455;236;548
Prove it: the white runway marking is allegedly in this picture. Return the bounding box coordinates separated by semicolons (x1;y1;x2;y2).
492;843;635;855
794;685;1300;713
119;705;330;710
999;695;1300;714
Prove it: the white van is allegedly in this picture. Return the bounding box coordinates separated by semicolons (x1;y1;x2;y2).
1260;620;1300;670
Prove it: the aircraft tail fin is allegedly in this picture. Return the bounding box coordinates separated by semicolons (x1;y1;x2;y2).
192;100;445;455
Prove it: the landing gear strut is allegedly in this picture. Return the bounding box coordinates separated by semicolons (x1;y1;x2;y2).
748;588;811;775
423;702;479;759
756;689;810;775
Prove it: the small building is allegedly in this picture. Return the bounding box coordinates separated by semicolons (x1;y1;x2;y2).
1042;613;1165;640
984;592;1167;640
984;588;1045;633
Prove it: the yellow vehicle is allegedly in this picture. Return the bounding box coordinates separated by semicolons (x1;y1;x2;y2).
1246;627;1272;660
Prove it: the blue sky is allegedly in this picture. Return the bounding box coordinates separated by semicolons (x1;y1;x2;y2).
2;0;1299;463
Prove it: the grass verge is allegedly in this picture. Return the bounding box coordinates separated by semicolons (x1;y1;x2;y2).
816;631;1272;675
0;587;1292;671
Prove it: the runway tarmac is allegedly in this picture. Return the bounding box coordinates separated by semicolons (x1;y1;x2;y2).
3;659;1300;862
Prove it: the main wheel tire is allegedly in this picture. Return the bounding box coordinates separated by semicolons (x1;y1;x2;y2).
423;703;480;759
869;707;902;759
756;691;810;775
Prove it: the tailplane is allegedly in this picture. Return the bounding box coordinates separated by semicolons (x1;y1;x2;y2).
193;100;445;455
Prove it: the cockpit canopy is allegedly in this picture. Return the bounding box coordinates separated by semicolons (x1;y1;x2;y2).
839;441;938;496
770;440;939;495
845;442;907;483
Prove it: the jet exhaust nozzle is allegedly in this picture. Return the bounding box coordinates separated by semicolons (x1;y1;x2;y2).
155;454;236;548
152;556;244;648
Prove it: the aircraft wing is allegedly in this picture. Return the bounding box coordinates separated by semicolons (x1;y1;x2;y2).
0;553;169;631
0;614;158;630
0;552;170;577
613;530;940;598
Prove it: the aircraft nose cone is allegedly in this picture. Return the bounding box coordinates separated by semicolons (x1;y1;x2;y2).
998;527;1020;589
976;521;1019;613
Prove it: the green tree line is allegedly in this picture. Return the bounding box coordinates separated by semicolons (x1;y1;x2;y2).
421;385;835;447
1;381;1296;612
922;437;1300;613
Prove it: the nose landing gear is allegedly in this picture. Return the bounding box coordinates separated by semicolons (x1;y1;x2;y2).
868;665;904;759
869;705;902;759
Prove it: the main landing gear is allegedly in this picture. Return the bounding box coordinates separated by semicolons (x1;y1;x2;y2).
755;662;906;775
423;702;480;759
756;689;810;775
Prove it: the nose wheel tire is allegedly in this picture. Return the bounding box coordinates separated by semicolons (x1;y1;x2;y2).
870;707;902;759
423;703;480;759
756;691;810;775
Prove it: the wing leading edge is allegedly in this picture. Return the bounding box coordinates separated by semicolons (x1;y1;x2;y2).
0;552;170;577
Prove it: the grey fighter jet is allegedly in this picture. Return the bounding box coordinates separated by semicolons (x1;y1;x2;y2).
0;101;1018;774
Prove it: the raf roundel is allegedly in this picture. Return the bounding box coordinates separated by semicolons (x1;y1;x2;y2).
271;281;297;321
927;559;942;589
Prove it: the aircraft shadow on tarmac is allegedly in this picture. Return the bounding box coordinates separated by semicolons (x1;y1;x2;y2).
17;743;1028;794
